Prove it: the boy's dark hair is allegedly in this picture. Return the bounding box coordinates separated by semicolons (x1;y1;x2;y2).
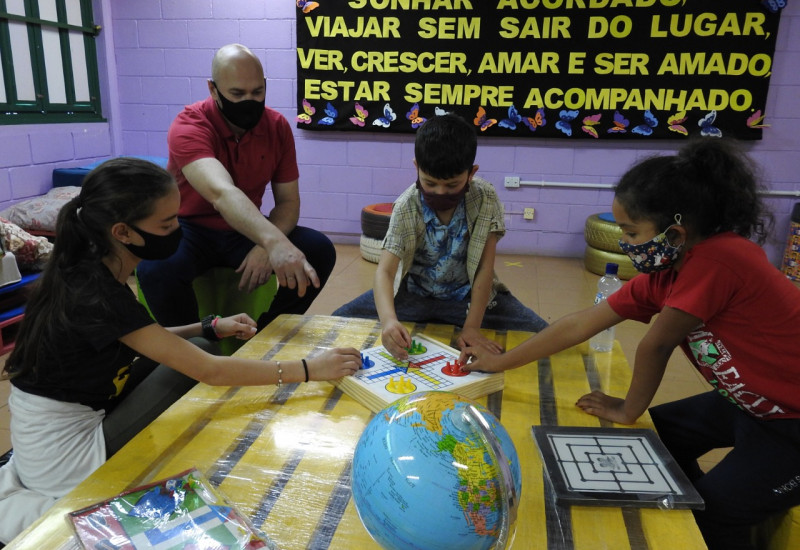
5;157;176;379
614;138;773;244
414;113;478;179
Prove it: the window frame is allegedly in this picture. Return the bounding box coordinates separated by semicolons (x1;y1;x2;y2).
0;0;104;125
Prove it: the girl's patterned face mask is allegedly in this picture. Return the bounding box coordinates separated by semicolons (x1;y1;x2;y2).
618;214;683;274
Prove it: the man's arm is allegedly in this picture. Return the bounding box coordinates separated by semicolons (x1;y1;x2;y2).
181;157;318;293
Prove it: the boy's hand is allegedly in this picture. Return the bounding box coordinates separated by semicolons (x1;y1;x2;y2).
575;391;637;425
382;320;411;360
458;343;504;372
457;327;503;355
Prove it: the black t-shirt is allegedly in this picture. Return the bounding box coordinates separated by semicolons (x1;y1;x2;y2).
10;268;156;411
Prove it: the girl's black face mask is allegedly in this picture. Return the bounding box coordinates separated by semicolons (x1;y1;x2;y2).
125;224;183;261
212;81;265;130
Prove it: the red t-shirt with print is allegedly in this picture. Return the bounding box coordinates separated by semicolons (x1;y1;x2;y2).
608;232;800;419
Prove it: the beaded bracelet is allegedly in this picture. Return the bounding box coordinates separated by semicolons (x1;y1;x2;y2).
301;359;309;383
276;361;283;388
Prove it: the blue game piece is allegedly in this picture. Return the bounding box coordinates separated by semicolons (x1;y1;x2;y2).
361;353;375;369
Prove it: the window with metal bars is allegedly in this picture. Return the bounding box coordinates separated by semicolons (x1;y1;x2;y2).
0;0;103;124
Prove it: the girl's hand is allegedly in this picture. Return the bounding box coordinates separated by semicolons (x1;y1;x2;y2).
307;347;362;381
381;320;412;360
457;327;503;355
576;390;637;425
214;313;257;341
458;343;504;373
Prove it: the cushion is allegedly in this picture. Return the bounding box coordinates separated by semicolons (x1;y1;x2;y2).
0;186;80;233
52;155;168;188
0;217;53;271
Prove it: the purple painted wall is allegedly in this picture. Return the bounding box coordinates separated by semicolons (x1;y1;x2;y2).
1;0;799;265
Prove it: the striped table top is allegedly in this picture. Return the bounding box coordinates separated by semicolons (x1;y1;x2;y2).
9;314;706;550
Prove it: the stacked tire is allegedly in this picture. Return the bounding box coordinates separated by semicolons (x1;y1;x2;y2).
584;213;638;280
360;203;392;263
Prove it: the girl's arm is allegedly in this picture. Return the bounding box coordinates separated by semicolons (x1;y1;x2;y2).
461;300;624;372
164;314;258;341
120;324;361;386
458;232;503;353
373;250;412;359
577;305;701;424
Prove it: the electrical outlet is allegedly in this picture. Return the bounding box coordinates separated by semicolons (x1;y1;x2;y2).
523;207;535;220
504;176;520;188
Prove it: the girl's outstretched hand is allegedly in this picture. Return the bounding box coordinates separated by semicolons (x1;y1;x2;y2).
458;342;504;373
307;347;362;381
576;390;636;425
214;313;258;340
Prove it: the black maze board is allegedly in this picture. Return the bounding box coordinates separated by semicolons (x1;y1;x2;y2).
532;426;704;510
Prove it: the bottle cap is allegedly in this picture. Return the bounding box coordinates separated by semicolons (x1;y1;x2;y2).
605;263;619;275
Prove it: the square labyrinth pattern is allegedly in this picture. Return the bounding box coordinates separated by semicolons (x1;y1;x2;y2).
549;434;680;495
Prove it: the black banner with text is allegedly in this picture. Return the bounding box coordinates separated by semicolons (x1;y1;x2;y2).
295;0;781;140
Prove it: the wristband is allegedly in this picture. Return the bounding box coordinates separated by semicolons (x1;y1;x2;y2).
302;358;309;383
201;314;221;341
210;315;221;338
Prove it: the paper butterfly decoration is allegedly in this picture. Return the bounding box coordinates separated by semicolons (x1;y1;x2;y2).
498;105;523;130
435;106;452;116
349;102;368;127
372;103;396;128
746;109;769;129
667;111;688;135
522;108;546;132
761;0;786;14
581;113;602;139
699;110;722;137
474;106;497;132
296;0;319;13
296;99;315;124
632;110;659;136
406;103;427;129
607;111;630;134
318;102;337;126
555;109;579;136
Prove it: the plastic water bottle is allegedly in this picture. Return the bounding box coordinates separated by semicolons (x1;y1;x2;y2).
589;263;623;352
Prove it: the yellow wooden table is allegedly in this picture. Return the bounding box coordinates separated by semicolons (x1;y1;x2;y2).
7;314;707;549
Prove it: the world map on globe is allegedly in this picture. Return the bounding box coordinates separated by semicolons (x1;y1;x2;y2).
352;391;521;550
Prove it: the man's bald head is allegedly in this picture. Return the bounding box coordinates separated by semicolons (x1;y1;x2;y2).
211;44;264;83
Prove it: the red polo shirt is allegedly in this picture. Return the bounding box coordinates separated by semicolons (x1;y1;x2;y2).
167;96;300;231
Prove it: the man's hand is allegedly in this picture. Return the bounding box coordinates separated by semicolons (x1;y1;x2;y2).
457;327;503;355
236;241;319;294
381;320;412;360
575;391;638;425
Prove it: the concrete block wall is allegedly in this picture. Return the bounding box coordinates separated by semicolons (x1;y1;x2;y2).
1;0;798;265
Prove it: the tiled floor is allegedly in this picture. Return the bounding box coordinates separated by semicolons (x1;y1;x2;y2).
0;244;733;470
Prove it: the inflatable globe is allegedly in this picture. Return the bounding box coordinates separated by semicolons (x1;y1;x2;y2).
351;391;521;550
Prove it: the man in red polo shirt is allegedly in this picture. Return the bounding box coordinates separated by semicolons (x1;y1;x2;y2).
137;44;335;329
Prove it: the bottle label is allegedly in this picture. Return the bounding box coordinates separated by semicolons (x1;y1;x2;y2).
594;292;604;305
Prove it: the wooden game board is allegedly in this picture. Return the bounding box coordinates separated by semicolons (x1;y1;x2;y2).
331;334;504;413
